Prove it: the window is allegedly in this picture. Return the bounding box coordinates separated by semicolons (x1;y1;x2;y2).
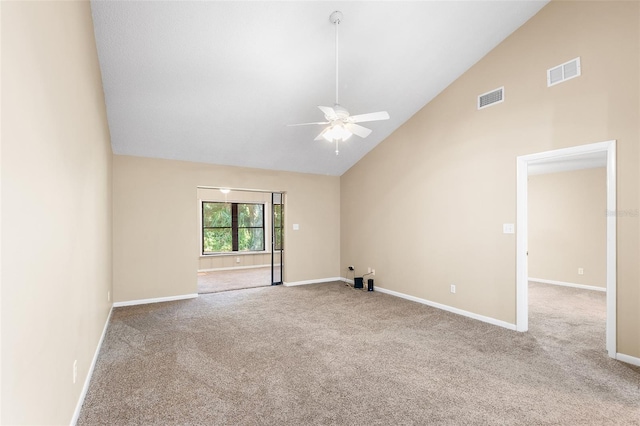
202;202;264;254
273;203;283;250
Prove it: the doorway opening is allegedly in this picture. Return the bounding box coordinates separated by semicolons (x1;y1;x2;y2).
196;186;285;294
516;140;616;358
527;163;607;361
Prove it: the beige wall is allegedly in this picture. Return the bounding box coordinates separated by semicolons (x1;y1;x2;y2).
341;1;639;357
528;168;606;288
113;155;340;302
1;1;113;424
197;188;272;271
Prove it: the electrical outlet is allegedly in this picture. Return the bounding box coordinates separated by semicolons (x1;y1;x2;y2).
236;257;240;263
450;284;456;294
73;360;78;384
578;268;584;275
372;269;375;276
367;267;371;273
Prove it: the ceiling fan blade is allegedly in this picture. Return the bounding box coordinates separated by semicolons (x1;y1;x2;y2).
287;121;330;127
318;106;338;121
349;111;390;123
345;123;372;139
314;127;330;141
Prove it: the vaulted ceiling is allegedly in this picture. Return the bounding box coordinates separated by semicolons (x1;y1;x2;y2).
91;1;548;176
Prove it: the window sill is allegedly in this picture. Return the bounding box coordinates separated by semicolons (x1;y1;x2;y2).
200;251;270;258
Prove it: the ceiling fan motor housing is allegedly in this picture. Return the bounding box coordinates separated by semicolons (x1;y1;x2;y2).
333;104;349;120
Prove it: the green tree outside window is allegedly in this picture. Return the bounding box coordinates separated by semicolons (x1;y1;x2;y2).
202;202;264;253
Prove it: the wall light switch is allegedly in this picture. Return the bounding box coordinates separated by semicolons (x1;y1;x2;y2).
503;223;515;234
293;224;300;231
578;268;584;275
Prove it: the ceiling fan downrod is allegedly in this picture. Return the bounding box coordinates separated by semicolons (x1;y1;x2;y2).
330;10;343;106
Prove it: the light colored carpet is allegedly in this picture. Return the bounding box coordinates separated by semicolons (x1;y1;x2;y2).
529;281;607;359
197;266;279;293
78;281;640;425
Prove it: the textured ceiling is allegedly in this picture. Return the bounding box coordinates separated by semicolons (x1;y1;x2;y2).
91;1;548;176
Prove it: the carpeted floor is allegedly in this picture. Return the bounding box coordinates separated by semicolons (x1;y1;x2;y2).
197;266;278;293
528;281;608;360
78;281;640;425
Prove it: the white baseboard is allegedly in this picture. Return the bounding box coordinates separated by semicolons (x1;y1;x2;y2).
113;293;198;307
374;286;517;331
284;277;343;287
529;278;606;292
616;352;640;367
70;305;113;426
198;264;270;273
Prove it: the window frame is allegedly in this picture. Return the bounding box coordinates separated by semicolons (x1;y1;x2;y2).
201;201;265;255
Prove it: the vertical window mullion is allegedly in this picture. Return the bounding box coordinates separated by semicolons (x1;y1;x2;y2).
232;203;239;251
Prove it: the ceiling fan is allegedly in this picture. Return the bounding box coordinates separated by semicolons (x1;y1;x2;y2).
288;11;390;155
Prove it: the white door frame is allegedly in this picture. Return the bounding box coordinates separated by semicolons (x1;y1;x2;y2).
516;140;616;358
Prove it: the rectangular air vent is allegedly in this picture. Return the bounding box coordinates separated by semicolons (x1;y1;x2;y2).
547;57;581;87
477;87;504;110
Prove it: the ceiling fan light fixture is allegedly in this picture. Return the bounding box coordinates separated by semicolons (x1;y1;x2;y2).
322;124;352;142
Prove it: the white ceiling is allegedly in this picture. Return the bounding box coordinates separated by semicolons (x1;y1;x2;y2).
91;0;548;176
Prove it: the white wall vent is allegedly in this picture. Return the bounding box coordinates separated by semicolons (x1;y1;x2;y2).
477;87;504;110
547;57;581;87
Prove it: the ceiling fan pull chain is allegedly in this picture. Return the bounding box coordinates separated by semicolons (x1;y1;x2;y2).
335;139;340;155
